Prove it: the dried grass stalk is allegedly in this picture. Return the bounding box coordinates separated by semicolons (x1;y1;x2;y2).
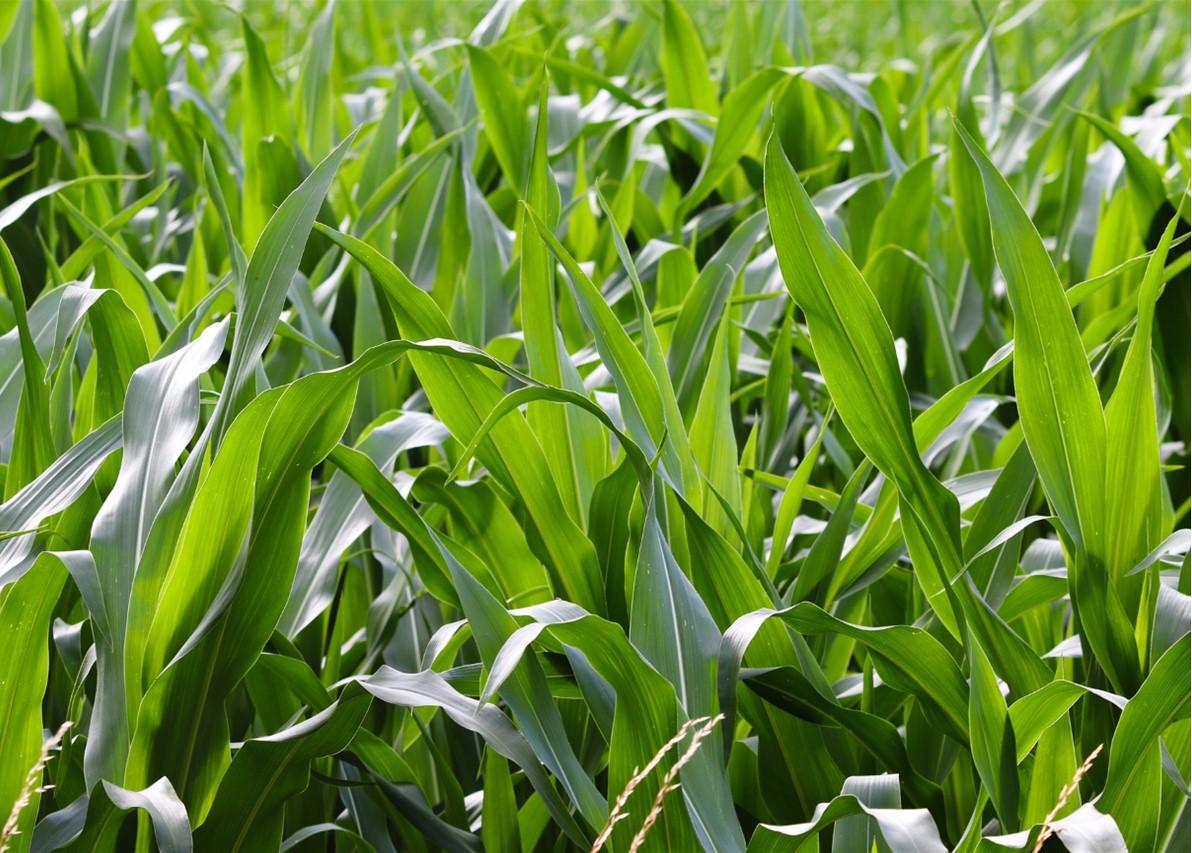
1030;743;1104;853
627;714;723;853
0;720;72;853
590;715;716;853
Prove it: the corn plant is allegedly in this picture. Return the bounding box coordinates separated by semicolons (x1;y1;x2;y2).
0;0;1188;851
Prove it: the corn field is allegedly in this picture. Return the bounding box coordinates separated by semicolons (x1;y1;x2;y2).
0;0;1188;851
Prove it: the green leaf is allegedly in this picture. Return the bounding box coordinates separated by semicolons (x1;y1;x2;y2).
319;223;605;612
0;417;122;585
240;14;292;248
361;666;590;848
967;630;1020;829
295;0;336;160
682;67;789;213
1104;208;1182;584
466;45;527;192
524;203;693;496
1101;634;1192;851
953;116;1141;694
212;129;357;443
661;0;718;116
61;778;192;853
73;319;227;787
0;556;66;848
194;684;371;852
85;0;135;131
32;0;76;120
721;604;970;744
765;132;964;637
747;789;946;853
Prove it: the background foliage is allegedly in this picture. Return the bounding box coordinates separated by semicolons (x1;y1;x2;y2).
0;0;1188;850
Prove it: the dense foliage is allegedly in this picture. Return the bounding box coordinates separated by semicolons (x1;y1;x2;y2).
0;0;1189;850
